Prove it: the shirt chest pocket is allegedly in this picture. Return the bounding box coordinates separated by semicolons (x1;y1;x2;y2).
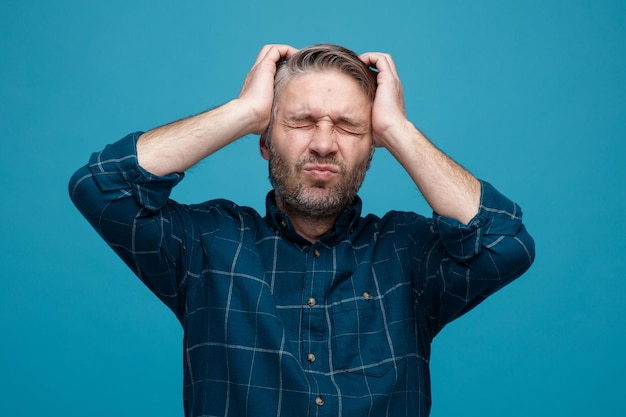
329;291;410;378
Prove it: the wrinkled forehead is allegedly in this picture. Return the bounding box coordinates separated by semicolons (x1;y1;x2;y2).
275;71;372;123
274;64;376;103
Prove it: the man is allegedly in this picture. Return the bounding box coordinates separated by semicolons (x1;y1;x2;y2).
69;44;535;416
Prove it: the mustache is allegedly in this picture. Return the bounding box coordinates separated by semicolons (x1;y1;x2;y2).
296;156;346;172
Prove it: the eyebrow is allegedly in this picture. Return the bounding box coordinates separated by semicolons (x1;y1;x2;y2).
284;114;315;124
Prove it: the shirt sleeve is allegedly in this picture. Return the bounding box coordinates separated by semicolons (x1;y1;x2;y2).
68;132;189;319
422;180;535;336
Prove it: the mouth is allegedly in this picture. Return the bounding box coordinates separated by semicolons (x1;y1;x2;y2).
303;164;340;180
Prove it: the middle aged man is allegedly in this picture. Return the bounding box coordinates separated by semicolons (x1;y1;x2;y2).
69;43;535;416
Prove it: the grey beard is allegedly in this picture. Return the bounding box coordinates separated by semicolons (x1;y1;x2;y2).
276;175;353;219
268;146;371;219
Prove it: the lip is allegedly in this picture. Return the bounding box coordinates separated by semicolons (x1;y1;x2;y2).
303;164;340;179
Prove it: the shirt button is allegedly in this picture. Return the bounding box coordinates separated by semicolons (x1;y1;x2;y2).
363;291;372;301
313;249;320;257
280;219;287;227
315;396;324;406
307;297;316;307
307;353;316;363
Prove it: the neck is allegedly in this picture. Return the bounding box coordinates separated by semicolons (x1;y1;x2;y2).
276;198;341;243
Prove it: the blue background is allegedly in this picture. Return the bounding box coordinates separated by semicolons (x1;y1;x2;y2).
1;1;625;415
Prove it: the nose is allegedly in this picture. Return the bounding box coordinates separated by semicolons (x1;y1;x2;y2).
308;123;338;157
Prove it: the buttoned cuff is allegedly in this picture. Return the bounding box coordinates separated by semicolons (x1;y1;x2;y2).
433;180;525;261
87;132;184;212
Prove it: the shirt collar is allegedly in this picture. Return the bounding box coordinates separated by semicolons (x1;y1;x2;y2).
265;191;363;246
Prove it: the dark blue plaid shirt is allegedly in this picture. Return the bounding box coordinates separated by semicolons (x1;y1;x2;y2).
69;132;535;417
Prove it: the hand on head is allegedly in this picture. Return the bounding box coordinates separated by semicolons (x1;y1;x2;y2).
238;44;298;135
241;44;409;151
359;52;408;148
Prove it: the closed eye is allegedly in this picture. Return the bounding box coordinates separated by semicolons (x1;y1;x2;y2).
286;122;315;130
336;123;368;136
282;115;368;135
283;115;316;130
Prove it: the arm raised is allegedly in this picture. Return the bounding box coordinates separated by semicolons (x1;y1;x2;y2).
137;44;298;176
360;52;480;224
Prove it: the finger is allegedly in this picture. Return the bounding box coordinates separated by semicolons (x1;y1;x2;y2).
361;52;397;77
360;52;399;78
254;44;299;66
253;44;275;65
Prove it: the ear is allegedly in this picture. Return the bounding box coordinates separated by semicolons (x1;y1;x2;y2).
259;134;271;160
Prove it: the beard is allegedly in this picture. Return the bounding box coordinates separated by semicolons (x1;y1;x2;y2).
268;143;372;219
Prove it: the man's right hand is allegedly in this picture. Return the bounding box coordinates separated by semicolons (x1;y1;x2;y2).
136;44;297;176
238;44;298;135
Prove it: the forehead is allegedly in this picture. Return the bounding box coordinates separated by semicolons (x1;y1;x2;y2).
276;70;372;121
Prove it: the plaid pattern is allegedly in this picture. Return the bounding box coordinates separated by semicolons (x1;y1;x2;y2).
69;132;535;417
